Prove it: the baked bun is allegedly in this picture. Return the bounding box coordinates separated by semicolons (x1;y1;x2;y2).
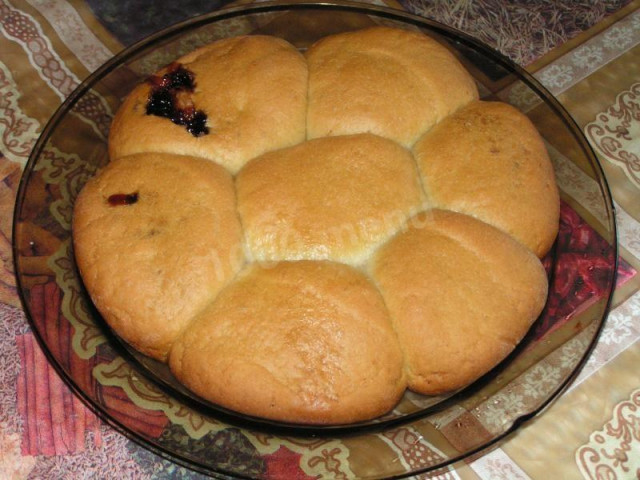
413;100;560;257
236;133;425;265
72;153;244;360
169;260;407;424
306;26;479;147
108;35;308;174
370;209;548;395
73;26;559;425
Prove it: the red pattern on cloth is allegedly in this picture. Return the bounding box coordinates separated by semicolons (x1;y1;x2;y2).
16;331;102;456
263;446;318;480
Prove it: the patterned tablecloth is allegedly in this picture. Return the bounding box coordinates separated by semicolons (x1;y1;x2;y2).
1;0;639;478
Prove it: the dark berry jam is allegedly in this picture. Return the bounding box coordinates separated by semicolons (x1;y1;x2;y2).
146;89;174;118
152;62;196;90
145;63;209;137
108;192;139;206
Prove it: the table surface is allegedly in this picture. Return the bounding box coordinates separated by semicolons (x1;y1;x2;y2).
1;1;639;479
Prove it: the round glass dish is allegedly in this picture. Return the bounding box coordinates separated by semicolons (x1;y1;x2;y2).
13;1;618;478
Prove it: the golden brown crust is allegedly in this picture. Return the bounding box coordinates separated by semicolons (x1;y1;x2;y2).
370;209;548;395
169;260;407;425
306;26;478;147
72;27;560;425
72;153;245;360
236;133;426;265
108;35;308;174
413;100;560;257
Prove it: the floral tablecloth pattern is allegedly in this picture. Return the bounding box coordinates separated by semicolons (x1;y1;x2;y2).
1;0;639;478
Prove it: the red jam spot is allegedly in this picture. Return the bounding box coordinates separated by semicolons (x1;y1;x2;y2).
146;63;209;137
108;192;139;206
149;62;195;90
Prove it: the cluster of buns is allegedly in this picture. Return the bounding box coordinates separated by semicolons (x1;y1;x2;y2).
73;26;559;425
